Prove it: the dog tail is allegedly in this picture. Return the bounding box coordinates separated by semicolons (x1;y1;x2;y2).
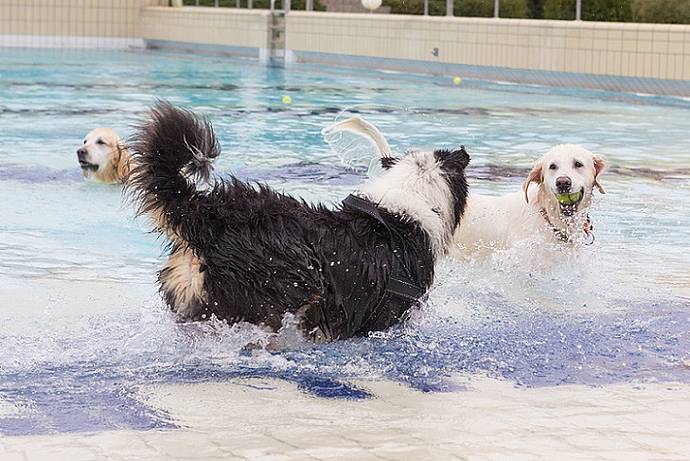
126;101;220;244
322;116;393;158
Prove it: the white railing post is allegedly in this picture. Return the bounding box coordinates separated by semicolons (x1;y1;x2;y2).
446;0;453;17
575;0;582;20
424;0;429;16
214;0;218;6
285;0;291;12
248;0;253;7
306;0;313;10
494;0;499;17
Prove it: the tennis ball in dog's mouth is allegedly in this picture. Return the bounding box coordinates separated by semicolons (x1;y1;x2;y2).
556;190;582;206
282;95;292;105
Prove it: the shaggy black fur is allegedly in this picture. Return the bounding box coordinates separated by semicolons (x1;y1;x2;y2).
127;102;469;340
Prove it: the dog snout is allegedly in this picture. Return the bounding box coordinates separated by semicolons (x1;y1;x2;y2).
77;147;88;161
555;176;572;192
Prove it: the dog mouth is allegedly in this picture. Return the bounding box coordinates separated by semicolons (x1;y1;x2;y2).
556;188;584;217
79;160;99;172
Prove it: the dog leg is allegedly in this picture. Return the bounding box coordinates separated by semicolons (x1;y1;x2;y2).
159;246;207;320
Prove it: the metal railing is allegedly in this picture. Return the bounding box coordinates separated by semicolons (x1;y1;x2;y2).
192;0;290;10
428;0;582;19
190;0;584;20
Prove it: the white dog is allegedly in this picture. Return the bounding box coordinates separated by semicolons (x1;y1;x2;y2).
324;117;606;257
76;128;130;183
451;144;606;256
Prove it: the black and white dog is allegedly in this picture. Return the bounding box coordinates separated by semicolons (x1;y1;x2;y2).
127;102;470;341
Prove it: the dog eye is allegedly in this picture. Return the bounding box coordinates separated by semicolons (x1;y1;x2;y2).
549;163;557;170
96;139;105;145
83;140;87;144
574;160;583;168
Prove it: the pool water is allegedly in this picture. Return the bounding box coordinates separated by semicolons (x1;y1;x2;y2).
1;48;690;453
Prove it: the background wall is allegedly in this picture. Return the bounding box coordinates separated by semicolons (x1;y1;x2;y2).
0;0;167;47
1;3;689;94
141;6;271;54
286;12;690;82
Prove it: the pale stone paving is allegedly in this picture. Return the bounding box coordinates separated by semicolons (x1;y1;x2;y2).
2;376;689;460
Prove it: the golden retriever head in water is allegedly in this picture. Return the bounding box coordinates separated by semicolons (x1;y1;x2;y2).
77;128;130;183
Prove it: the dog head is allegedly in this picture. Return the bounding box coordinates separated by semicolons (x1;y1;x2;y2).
361;147;470;256
77;128;129;183
523;144;606;217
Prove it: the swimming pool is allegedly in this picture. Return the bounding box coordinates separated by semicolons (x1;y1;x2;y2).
1;48;690;458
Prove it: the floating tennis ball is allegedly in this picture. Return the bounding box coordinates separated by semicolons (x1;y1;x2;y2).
453;76;462;86
282;95;292;105
556;190;582;206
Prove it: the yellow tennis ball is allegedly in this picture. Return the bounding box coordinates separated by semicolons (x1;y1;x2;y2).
556;191;582;206
282;95;292;105
453;76;462;86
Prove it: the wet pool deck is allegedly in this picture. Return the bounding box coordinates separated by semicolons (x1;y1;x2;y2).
2;377;689;460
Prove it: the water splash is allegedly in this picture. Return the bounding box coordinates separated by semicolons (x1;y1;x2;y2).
1;281;689;436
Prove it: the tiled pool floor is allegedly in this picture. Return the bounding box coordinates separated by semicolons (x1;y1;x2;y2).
2;377;690;460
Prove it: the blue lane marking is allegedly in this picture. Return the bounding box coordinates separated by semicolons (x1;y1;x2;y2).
0;165;83;183
1;298;688;436
0;163;366;186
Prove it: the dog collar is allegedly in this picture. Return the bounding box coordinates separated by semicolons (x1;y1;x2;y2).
342;194;425;301
540;208;595;245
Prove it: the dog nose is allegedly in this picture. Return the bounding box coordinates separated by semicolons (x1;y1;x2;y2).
77;148;87;160
555;176;572;192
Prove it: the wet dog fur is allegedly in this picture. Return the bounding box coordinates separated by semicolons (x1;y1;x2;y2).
127;103;470;340
325;116;606;257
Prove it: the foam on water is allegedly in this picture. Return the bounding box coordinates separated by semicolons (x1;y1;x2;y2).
1;48;690;436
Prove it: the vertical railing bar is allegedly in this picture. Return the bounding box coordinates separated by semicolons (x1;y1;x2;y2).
575;0;582;20
306;0;313;11
494;0;499;18
446;0;453;17
248;0;253;8
285;0;290;62
424;0;429;16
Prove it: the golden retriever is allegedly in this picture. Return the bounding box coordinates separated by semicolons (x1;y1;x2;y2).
451;144;606;256
76;128;130;183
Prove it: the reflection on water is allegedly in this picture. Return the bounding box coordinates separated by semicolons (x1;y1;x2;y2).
0;48;689;436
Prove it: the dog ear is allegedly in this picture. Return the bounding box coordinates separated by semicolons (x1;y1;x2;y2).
455;146;470;170
433;146;470;170
115;143;130;181
593;154;606;194
522;161;543;203
381;157;399;170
